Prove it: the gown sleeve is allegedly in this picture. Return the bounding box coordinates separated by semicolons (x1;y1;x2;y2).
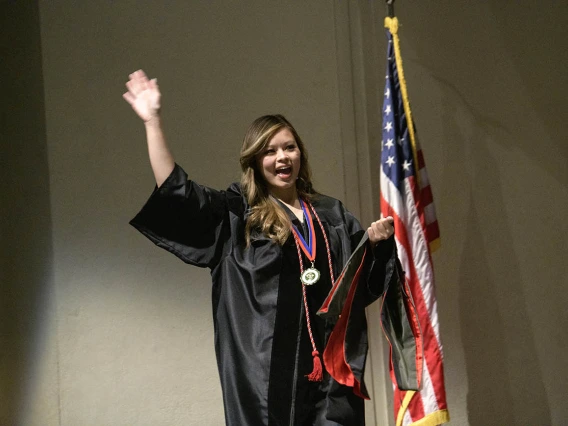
344;211;423;392
129;163;232;269
318;203;421;395
340;204;397;304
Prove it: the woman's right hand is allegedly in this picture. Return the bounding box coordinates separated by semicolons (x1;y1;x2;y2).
123;69;161;122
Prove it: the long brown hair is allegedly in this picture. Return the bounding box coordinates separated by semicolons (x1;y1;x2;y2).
240;114;314;246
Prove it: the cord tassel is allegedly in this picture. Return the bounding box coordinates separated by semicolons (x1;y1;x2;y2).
306;350;323;382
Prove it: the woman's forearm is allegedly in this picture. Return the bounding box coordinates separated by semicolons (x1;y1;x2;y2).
144;116;175;187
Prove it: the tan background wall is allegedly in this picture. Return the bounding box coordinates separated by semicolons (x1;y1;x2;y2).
1;0;566;425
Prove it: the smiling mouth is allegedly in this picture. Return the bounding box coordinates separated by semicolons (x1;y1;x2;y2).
276;166;292;177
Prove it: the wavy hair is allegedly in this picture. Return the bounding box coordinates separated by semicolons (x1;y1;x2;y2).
240;114;314;246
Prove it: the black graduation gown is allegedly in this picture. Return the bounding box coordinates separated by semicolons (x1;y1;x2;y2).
130;164;413;426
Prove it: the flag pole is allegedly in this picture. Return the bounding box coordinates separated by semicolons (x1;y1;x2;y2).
386;0;395;18
381;7;449;425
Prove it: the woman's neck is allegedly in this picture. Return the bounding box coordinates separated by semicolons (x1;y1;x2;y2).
271;188;304;222
271;187;300;208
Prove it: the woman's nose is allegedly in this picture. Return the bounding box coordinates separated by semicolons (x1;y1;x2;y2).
276;148;288;160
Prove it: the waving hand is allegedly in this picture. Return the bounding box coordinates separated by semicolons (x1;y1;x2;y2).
123;69;161;122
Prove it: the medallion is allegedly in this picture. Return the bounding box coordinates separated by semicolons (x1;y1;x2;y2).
301;267;320;285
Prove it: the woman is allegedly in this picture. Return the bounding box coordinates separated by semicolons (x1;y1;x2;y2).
124;70;399;425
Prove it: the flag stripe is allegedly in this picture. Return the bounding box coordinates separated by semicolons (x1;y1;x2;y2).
420;185;434;207
418;355;441;416
423;202;436;225
418;165;430;187
427;222;440;243
417;149;425;169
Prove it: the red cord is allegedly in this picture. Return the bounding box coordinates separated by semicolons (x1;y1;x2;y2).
291;201;335;382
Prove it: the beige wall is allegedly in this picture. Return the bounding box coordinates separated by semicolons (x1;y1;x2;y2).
2;0;567;425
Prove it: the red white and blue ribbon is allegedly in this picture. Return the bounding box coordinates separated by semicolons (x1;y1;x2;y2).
290;199;316;262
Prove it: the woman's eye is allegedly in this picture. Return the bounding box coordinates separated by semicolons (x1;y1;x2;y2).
265;149;275;155
287;145;296;151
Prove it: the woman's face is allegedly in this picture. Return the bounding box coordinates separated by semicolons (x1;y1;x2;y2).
256;128;301;199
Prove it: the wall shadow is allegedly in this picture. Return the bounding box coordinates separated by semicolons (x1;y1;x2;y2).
0;1;56;424
450;121;552;425
458;199;515;424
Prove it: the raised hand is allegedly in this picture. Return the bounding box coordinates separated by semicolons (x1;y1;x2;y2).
123;70;161;122
368;216;394;245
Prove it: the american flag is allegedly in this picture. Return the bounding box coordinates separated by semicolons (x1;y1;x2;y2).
380;19;449;426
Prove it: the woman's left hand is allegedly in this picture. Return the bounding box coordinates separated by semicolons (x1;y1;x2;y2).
367;216;395;246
